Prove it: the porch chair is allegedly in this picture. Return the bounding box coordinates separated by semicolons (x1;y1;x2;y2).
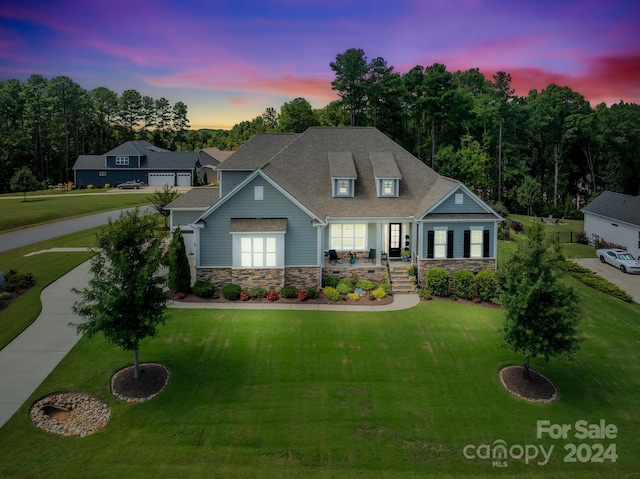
364;248;376;263
328;249;343;264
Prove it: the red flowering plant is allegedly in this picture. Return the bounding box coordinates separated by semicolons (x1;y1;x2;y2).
297;290;308;301
267;290;279;301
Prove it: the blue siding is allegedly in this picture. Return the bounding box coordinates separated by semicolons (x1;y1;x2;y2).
421;222;494;258
431;190;486;214
220;171;252;196
200;177;317;266
75;169;192;188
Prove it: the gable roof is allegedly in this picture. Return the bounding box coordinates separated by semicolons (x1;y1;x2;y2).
199;147;234;167
258;127;461;219
105;140;168;156
166;187;219;210
583;191;640;227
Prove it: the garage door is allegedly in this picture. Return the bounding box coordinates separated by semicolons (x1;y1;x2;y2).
176;172;192;186
148;173;175;187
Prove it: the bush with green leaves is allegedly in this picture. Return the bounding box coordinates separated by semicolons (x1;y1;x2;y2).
338;278;354;288
474;269;498;302
323;286;341;301
424;268;450;297
453;270;475;300
379;283;392;294
355;279;375;291
0;292;11;300
222;283;242;300
561;261;633;303
192;281;214;298
248;287;267;300
4;269;35;292
336;282;353;295
347;292;360;301
323;276;339;288
280;285;298;298
370;287;387;300
168;229;191;294
307;286;319;299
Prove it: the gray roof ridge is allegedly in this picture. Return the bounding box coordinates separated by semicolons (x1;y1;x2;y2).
260;132;303;168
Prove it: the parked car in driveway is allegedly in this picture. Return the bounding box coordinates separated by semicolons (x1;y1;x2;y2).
117;180;141;189
596;249;640;274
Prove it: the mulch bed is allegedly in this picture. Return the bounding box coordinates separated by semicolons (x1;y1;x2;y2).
0;289;28;312
174;292;395;306
111;363;170;403
499;366;558;403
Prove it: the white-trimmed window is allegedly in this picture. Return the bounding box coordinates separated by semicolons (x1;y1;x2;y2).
470;227;483;258
434;228;447;258
233;234;284;268
115;156;129;166
99;171;107;177
377;178;398;197
333;178;354;197
254;186;263;200
330;224;366;250
455;193;463;204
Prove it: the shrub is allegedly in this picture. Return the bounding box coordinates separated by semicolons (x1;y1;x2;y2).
222;283;242;300
355;279;375;291
297;290;308;301
561;261;633;303
379;283;392;295
104;183;111;189
87;184;94;189
168;229;191;294
347;292;360;301
267;291;279;301
424;268;449;297
511;220;523;233
475;269;498;302
338;278;354;289
248;287;267;300
323;276;339;288
370;287;387;300
5;269;35;292
323;286;341;301
0;292;11;300
192;280;214;298
307;286;319;299
280;285;298;298
240;291;249;301
336;282;353;295
418;288;432;300
574;231;588;245
453;270;475;300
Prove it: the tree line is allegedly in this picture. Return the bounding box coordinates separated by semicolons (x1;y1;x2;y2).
3;50;639;217
0;75;190;192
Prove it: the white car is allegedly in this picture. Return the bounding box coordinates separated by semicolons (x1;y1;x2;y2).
596;249;640;274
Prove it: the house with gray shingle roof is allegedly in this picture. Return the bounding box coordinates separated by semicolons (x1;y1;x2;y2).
73;140;199;188
582;191;640;257
169;127;502;292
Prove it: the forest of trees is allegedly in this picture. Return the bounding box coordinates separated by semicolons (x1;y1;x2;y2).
2;48;639;217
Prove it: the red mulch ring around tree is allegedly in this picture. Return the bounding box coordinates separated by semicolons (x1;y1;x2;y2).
499;366;558;403
111;363;170;403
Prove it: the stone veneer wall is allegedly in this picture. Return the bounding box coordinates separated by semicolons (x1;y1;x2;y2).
322;266;387;286
285;267;321;290
419;258;496;276
196;267;232;291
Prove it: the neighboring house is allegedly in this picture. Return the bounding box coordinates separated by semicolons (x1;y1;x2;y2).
197;147;234;184
168;127;502;292
582;191;640;258
73;140;199;188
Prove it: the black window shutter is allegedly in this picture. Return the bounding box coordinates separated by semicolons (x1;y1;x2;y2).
447;230;454;258
463;230;471;258
483;229;490;257
427;230;434;258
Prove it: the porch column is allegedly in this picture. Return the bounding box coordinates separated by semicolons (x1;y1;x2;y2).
376;222;382;266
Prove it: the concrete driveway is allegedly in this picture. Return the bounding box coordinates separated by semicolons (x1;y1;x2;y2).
572;258;640;304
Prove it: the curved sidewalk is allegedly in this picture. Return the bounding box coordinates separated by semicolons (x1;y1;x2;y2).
0;261;419;429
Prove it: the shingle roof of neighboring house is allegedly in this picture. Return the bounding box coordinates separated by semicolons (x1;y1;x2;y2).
106;140;168;156
582;191;640;227
166;187;219;209
72;155;103;170
199;147;234;167
217;133;300;170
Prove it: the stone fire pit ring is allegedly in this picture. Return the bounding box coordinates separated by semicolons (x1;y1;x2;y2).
29;391;111;437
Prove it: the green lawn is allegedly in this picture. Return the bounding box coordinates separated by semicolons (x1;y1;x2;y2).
0;194;154;233
0;274;638;478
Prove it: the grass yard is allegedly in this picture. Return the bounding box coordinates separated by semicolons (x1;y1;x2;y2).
0;274;638;478
0;194;153;233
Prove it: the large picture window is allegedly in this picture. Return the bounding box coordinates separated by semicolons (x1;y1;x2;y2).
330;224;366;250
434;229;447;258
240;236;278;267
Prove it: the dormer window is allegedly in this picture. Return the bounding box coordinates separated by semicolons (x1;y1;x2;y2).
333;178;354;197
329;152;357;198
370;152;401;198
115;156;129;166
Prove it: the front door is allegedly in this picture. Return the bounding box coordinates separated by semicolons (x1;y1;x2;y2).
389;223;401;258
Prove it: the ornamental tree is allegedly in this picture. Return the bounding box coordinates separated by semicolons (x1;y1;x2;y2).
498;221;583;379
10;166;40;201
167;227;191;294
72;209;169;380
149;184;180;228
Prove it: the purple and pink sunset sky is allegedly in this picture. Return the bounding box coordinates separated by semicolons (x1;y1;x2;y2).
1;0;639;130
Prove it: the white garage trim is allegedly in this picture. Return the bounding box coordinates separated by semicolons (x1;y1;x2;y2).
148;172;175;187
